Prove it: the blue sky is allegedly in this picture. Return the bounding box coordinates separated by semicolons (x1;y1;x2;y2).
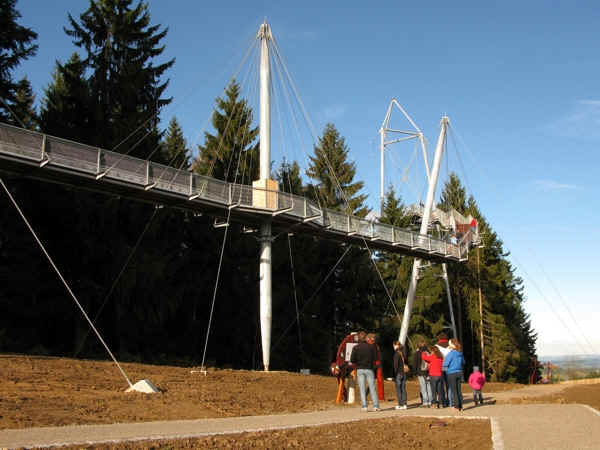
14;0;599;358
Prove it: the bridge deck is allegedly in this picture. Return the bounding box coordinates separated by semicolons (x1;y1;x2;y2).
0;123;467;262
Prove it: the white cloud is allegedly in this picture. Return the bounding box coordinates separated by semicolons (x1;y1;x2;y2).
533;179;581;191
547;99;600;139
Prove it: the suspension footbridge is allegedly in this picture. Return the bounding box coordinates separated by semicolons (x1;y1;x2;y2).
0;21;477;377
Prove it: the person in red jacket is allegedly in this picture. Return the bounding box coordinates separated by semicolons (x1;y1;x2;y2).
468;366;486;406
421;345;444;408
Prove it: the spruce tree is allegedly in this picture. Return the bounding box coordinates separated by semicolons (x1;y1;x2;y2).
162;117;190;169
11;77;36;129
0;0;37;122
40;53;92;142
306;123;369;217
194;81;259;184
64;0;174;156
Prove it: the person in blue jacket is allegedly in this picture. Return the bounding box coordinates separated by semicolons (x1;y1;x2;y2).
443;338;465;411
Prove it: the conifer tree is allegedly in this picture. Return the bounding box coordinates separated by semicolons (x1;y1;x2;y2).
194;81;259;184
64;0;174;156
162;117;190;169
11;77;36;129
0;0;37;122
277;158;303;195
40;53;92;142
306;123;369;217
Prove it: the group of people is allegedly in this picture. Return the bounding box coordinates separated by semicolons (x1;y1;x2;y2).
350;331;485;412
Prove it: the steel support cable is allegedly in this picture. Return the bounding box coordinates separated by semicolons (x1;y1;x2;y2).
199;60;259;368
269;38;325;210
200;207;233;371
0;177;133;387
511;253;590;356
103;37;260;181
73;206;160;357
271;36;416;346
450;122;592;354
447;125;473;197
271;51;294;194
270;40;324;210
215;48;258;184
528;247;598;355
0;97;27;129
223;50;259;183
287;234;304;363
271;245;351;351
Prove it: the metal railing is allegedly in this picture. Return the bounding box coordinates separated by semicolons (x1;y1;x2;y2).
0;122;468;261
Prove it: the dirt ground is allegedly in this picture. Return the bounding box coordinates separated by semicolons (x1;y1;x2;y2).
3;354;598;449
508;383;600;411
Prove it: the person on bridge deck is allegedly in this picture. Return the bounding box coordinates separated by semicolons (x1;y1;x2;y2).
422;345;444;408
436;333;452;407
443;338;465;412
350;331;380;412
392;341;408;410
412;339;432;407
469;365;486;406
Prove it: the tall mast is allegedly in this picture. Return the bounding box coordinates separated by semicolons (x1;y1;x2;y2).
379;126;385;216
399;116;449;345
257;21;273;371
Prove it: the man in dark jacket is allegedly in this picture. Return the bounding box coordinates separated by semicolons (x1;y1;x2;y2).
350;331;380;411
412;339;433;407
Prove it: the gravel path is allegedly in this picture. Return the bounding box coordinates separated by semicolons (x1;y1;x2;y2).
0;386;598;449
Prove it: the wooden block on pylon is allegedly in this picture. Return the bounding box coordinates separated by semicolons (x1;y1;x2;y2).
252;178;278;210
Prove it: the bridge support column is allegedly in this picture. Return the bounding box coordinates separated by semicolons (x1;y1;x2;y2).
257;21;273;371
259;222;272;371
399;117;449;346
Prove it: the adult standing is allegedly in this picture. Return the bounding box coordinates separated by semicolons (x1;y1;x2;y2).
412;339;432;407
436;333;452;407
443;338;465;411
392;341;408;410
350;331;380;412
422;345;444;408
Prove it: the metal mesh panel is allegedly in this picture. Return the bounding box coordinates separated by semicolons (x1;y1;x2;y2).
200;176;230;203
430;239;444;254
0;124;44;160
232;184;253;206
46;137;98;174
353;217;368;236
375;223;394;242
151;163;190;195
286;193;306;218
101;152;147;185
306;201;323;225
276;191;294;210
326;209;348;232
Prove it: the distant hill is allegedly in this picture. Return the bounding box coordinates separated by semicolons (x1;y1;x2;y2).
540;354;600;369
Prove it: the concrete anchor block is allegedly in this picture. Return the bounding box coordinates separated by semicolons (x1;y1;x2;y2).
125;379;159;394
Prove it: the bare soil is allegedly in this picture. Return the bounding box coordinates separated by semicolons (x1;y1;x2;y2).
0;354;518;430
9;354;598;449
507;383;600;410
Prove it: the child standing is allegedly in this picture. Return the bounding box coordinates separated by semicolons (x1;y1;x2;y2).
468;365;486;406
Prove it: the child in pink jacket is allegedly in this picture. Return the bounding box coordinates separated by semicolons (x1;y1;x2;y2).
468;366;485;406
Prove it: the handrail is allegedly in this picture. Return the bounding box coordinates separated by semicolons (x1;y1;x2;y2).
0;122;467;261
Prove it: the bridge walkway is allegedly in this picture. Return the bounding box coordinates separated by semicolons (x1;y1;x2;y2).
0;122;469;262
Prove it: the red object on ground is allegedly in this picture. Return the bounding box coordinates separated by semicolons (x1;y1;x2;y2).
376;364;384;400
